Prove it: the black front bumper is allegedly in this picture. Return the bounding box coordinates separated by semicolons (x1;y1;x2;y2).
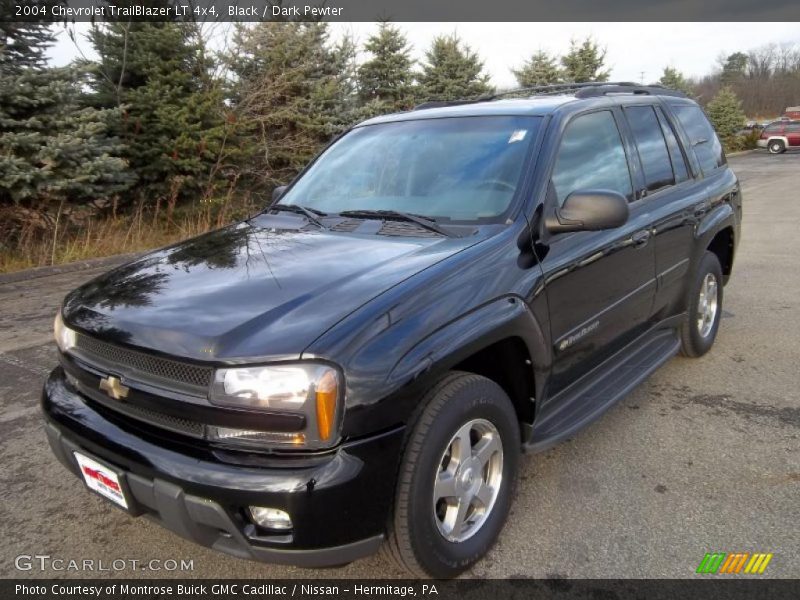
42;367;404;567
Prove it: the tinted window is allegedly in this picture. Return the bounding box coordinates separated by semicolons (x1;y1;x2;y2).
551;111;632;206
655;107;689;183
625;106;675;193
672;105;725;175
764;124;782;134
785;123;800;133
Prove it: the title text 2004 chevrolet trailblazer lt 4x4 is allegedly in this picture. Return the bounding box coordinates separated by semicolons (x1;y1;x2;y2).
43;83;741;577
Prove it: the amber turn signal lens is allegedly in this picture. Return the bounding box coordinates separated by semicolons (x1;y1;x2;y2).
315;370;338;441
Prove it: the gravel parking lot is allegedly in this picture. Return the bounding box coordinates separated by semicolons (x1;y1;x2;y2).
0;151;798;579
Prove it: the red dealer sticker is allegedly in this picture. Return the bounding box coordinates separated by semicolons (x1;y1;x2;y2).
74;452;128;509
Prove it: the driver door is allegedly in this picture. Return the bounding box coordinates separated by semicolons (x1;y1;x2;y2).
536;109;657;396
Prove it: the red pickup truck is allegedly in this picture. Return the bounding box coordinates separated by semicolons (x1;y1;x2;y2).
758;120;800;153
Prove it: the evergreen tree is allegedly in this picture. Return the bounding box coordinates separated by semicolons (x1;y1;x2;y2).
225;22;355;187
706;86;746;147
560;37;610;83
330;32;365;127
720;52;748;85
417;34;493;101
659;66;694;95
0;22;131;220
512;50;561;87
357;22;415;112
84;22;227;206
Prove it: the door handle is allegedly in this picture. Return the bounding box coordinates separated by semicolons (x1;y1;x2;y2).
631;230;651;248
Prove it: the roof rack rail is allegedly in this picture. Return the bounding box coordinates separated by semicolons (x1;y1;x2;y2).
412;81;687;110
412;99;488;111
490;81;687;99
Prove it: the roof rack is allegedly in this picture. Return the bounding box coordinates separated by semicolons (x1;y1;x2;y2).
412;81;687;110
412;99;488;111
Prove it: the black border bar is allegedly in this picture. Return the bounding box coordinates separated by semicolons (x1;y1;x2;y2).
5;0;800;22
5;579;800;600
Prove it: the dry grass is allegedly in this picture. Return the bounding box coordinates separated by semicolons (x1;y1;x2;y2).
0;194;257;274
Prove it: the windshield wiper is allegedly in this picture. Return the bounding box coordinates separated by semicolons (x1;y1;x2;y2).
338;209;456;238
269;204;327;229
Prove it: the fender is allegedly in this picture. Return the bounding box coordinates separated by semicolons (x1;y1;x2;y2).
388;295;551;405
695;201;735;248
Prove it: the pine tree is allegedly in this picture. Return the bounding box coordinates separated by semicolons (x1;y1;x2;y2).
659;66;694;95
706;86;746;149
720;52;748;85
225;22;355;187
84;22;227;207
512;50;561;87
560;37;610;83
417;34;493;101
0;22;131;222
357;22;415;112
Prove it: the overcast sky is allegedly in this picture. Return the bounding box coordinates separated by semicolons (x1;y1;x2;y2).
49;22;800;88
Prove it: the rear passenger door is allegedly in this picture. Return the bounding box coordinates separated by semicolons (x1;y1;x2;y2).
538;109;657;396
622;103;703;317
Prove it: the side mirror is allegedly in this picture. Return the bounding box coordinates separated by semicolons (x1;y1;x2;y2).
545;190;629;234
271;185;287;204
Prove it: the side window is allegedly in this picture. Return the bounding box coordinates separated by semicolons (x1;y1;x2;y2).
655;107;689;183
672;105;725;175
785;123;800;133
764;124;782;135
625;106;675;194
551;111;633;206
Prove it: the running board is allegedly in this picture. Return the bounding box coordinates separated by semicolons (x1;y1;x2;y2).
524;328;680;454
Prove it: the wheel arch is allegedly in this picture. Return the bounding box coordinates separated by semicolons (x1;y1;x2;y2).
706;225;735;284
695;204;736;285
766;136;789;151
387;296;551;440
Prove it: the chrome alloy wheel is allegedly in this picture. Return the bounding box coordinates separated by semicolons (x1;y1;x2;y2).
433;418;503;543
697;272;719;338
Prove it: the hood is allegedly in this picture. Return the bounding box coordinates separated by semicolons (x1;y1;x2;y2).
63;215;481;361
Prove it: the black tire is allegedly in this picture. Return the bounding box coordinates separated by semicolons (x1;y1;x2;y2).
680;251;724;358
768;139;786;154
383;371;520;578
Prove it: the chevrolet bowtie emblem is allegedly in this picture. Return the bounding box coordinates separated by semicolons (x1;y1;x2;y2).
99;375;129;400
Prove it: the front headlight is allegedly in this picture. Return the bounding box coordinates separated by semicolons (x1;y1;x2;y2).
208;364;342;449
54;311;76;353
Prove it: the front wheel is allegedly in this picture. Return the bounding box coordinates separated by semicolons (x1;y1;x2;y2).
384;372;520;578
680;251;724;357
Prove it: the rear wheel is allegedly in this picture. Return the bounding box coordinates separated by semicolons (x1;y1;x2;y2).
680;251;723;358
768;139;786;154
384;372;520;578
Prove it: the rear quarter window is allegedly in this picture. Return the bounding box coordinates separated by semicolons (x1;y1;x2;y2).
672;105;726;176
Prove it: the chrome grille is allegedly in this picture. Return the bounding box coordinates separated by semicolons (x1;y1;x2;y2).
75;333;213;390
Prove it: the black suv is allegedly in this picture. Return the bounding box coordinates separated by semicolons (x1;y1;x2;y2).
43;83;741;577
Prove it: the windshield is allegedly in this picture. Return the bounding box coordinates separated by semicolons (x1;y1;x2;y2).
279;116;541;223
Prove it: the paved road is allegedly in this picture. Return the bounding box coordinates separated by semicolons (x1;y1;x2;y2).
1;151;798;579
